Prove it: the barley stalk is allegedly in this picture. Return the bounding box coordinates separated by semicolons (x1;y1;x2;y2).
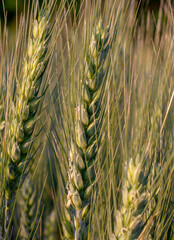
113;155;148;240
4;9;51;236
63;20;110;240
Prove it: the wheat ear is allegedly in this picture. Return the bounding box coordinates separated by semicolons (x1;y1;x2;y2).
5;9;51;236
63;20;109;240
114;155;148;240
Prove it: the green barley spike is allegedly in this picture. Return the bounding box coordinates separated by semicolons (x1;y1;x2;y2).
20;178;36;240
63;20;110;240
4;8;51;235
114;155;148;240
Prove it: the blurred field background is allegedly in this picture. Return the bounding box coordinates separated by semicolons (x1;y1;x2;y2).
0;0;167;51
0;0;166;51
0;0;165;26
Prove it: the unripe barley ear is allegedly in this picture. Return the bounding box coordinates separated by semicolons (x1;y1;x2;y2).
4;7;52;236
114;155;148;240
20;178;37;240
63;20;110;240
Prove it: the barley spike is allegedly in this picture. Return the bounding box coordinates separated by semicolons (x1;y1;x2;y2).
114;155;148;240
4;8;52;236
63;20;110;240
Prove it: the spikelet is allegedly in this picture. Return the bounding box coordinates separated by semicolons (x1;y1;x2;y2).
20;178;36;240
114;155;148;240
4;8;51;235
63;20;110;240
